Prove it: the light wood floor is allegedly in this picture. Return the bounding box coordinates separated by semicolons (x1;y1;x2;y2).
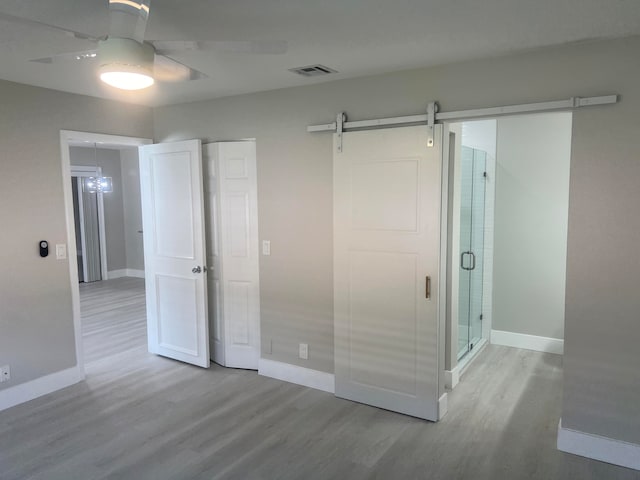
1;278;638;480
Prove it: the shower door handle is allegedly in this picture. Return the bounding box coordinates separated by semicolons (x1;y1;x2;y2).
460;251;477;271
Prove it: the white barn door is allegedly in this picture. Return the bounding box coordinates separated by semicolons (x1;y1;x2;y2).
203;141;261;369
334;125;443;420
140;139;210;368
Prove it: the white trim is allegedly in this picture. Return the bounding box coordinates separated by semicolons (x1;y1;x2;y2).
438;393;449;420
125;268;145;278
97;190;108;280
445;366;459;390
108;268;145;279
61;130;153;378
107;269;127;279
0;366;84;412
258;358;335;394
446;338;489;390
61;136;86;378
70;165;103;175
307;95;618;132
438;124;450;410
491;329;564;355
557;419;640;471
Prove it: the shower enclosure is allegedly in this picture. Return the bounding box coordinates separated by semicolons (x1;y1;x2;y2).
458;145;487;360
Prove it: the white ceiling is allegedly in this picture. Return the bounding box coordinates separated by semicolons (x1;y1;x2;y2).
1;0;639;107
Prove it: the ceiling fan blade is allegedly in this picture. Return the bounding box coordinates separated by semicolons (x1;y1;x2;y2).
0;11;103;42
30;49;98;64
153;54;207;82
108;0;151;43
150;40;288;55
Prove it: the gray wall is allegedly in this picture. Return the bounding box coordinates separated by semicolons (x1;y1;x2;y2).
0;79;152;391
493;113;572;339
2;33;638;447
70;146;127;273
154;35;640;444
120;148;145;271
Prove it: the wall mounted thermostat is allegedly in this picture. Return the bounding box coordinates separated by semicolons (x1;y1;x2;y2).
39;240;49;258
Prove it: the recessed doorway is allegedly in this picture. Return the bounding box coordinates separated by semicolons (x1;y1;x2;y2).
445;112;572;388
61;131;152;374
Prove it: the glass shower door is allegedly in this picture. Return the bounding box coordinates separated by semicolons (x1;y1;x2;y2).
458;147;473;359
457;146;487;360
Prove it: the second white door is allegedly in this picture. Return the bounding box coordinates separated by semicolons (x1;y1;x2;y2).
203;141;261;369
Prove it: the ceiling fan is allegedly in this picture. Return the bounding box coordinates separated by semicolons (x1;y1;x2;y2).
0;0;287;90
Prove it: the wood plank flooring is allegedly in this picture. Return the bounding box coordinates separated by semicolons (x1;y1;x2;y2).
79;277;147;364
1;278;638;479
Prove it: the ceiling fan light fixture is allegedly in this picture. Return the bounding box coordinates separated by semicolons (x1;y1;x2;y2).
99;64;154;90
97;37;155;90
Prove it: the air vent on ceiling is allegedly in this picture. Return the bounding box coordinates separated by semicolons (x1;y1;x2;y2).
289;64;338;77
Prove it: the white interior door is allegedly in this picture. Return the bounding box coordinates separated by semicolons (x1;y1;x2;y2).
140;139;210;368
334;125;443;420
203;146;224;366
203;141;261;369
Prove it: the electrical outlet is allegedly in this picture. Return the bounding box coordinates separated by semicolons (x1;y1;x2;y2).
299;343;308;360
262;240;271;256
0;365;10;383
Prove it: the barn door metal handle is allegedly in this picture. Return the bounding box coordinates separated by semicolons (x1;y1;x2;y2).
425;276;431;300
192;266;202;274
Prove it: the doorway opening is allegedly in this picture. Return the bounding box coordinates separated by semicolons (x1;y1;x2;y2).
445;112;572;388
61;132;262;377
61;131;152;375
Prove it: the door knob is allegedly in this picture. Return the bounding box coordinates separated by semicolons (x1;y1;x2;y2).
192;266;202;274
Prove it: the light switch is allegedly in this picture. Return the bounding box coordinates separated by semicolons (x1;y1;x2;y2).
56;244;67;260
262;240;271;256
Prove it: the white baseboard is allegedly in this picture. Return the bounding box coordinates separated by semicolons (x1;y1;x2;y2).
438;393;448;420
558;419;640;471
107;269;145;280
125;269;145;279
0;366;84;412
445;366;459;390
258;358;335;394
446;338;488;391
491;329;564;355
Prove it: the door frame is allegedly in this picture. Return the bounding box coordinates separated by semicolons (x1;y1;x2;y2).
443;119;501;389
70;165;108;283
60;130;152;378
